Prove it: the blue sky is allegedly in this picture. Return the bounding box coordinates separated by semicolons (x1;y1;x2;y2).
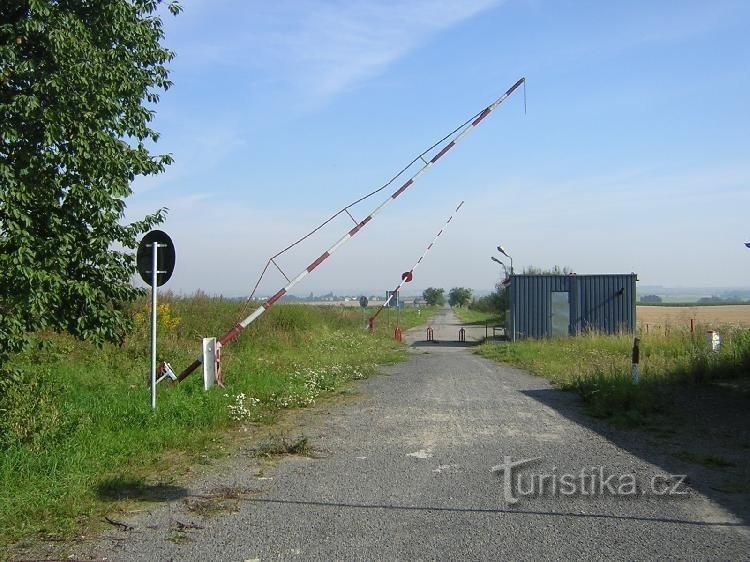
129;0;750;296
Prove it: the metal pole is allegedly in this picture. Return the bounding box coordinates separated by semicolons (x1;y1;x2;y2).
150;241;159;410
511;279;516;343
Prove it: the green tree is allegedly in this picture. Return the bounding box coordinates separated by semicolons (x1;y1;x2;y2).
469;282;507;316
448;287;472;308
422;287;445;306
0;1;181;366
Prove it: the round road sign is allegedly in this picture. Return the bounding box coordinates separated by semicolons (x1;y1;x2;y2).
401;271;413;283
137;230;176;287
359;296;368;308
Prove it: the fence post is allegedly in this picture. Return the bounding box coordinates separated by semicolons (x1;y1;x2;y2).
631;337;640;384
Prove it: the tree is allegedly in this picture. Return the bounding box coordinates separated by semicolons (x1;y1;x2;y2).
469;282;507;316
422;287;445;306
448;287;472;308
0;1;181;366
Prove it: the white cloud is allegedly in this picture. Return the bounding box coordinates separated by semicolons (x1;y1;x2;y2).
174;0;503;101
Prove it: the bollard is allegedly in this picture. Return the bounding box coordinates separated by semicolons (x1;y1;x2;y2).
394;327;402;342
426;326;434;342
706;331;721;353
631;337;640;384
458;327;466;342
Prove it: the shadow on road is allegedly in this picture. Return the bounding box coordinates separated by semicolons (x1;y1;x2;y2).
96;477;189;502
245;497;744;527
411;340;482;348
521;386;750;526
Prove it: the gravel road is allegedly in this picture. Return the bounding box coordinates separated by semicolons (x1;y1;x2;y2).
78;308;749;561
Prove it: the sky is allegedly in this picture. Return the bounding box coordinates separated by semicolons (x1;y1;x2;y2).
128;0;750;297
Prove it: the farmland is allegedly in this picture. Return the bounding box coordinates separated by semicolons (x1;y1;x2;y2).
637;304;750;330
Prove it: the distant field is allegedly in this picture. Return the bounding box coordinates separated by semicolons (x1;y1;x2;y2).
637;304;750;329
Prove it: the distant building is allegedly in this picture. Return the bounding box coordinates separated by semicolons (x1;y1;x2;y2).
506;274;636;340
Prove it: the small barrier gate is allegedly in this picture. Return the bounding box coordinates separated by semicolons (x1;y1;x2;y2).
458;328;465;342
426;326;434;342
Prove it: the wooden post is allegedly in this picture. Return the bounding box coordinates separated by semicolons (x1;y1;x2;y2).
631;337;640;384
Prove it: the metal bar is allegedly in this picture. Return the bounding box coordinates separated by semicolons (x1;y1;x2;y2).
344;209;358;225
150;241;158;409
271;258;291;283
177;78;524;382
370;201;464;324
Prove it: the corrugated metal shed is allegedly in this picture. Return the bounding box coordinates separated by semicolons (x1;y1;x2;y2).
507;274;636;340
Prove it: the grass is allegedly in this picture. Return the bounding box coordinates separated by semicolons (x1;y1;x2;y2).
674;450;735;469
0;296;438;549
477;326;750;425
453;307;503;326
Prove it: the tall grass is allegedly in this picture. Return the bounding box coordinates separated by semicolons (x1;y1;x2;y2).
0;296;437;548
478;325;750;425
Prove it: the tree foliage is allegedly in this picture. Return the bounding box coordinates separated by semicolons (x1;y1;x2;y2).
0;0;180;364
522;265;575;275
448;287;472;308
422;287;444;307
469;282;507;316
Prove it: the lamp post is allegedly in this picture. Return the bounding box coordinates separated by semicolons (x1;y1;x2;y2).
497;245;515;342
490;256;508;277
497;245;513;274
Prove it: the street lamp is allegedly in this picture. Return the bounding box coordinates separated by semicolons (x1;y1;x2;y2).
497;245;513;274
490;256;508;276
496;245;515;342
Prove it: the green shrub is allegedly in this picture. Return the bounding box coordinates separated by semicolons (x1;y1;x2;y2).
565;371;663;426
0;368;71;450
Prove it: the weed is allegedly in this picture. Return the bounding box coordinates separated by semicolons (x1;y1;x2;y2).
250;435;311;457
184;486;251;517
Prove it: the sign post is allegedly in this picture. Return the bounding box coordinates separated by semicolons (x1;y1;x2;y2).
137;230;176;410
359;296;368;329
150;239;159;409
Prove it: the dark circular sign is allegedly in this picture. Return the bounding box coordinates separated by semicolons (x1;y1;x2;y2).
401;271;413;283
137;230;176;287
359;296;368;308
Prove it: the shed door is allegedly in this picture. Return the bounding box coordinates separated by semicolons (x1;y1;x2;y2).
550;292;570;337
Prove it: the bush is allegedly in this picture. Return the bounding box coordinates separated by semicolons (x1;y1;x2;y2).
0;368;70;450
565;371;663;426
468;282;506;316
